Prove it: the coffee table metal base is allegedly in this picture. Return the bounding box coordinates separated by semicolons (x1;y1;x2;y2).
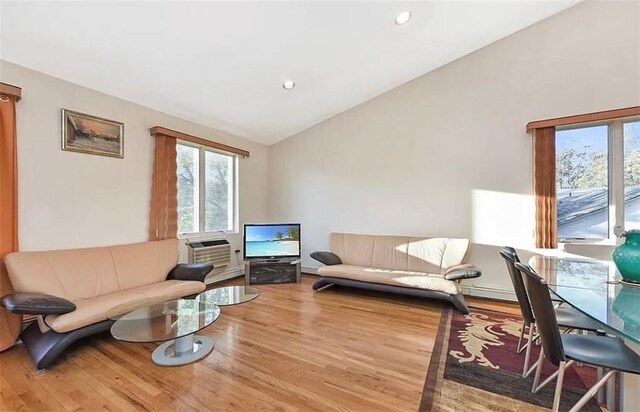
151;334;213;366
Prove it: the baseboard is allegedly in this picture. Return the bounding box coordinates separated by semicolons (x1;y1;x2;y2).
301;267;319;275
461;284;516;302
205;267;244;285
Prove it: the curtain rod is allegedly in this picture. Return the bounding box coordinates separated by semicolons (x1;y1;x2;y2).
526;106;640;132
149;126;250;158
0;83;22;101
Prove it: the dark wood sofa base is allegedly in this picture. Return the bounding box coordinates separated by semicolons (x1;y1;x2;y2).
20;319;115;370
312;277;470;314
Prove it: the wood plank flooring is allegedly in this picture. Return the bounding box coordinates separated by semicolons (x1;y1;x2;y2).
0;275;517;411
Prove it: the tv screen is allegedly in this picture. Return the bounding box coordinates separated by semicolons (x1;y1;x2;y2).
244;224;301;259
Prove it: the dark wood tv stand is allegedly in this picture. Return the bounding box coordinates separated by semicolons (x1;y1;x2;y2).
244;259;301;285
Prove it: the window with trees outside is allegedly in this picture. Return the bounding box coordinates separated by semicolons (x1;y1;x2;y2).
177;142;237;235
556;119;640;241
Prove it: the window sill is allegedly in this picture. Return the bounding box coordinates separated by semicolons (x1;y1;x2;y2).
558;239;619;247
178;231;240;240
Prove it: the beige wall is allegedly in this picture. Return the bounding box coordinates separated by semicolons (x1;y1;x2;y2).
2;1;639;294
268;1;640;297
0;61;269;276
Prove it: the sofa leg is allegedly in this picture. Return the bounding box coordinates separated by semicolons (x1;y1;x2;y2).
312;278;334;291
20;320;114;370
316;283;334;292
451;294;470;314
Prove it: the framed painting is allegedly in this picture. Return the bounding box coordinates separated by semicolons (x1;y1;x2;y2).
61;109;124;158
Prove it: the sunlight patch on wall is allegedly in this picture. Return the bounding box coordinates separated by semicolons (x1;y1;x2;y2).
471;189;535;248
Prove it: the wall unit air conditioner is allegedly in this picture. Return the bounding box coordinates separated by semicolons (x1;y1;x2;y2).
187;239;231;272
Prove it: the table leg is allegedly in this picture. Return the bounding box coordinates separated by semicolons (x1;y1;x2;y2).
619;372;624;412
597;368;605;404
606;371;616;411
622;340;640;412
151;334;214;366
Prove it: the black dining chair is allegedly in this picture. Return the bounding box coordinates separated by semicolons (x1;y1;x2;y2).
516;262;640;412
499;247;603;378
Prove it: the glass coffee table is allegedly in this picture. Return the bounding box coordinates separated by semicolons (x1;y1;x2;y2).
110;297;220;366
199;285;260;306
109;286;259;367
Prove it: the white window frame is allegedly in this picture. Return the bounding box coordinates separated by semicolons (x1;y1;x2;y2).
177;140;239;237
557;115;640;245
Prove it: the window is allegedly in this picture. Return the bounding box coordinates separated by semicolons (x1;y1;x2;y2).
177;142;237;235
556;125;609;239
177;144;199;234
624;121;640;230
556;118;640;241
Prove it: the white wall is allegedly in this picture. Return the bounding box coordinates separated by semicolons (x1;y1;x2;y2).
0;61;269;277
268;1;640;298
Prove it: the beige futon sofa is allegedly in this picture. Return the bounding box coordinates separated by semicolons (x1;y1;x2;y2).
1;239;212;369
311;233;481;313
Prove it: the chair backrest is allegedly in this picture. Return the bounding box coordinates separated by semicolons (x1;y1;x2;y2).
329;233;470;274
502;246;518;257
499;248;535;325
516;262;566;366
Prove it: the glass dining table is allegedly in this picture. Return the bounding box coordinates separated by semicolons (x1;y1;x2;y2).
529;256;640;411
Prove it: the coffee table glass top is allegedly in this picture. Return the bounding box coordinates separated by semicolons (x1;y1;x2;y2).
107;296;175;321
111;297;220;343
198;286;260;306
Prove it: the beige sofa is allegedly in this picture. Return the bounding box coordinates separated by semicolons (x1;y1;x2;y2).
1;239;212;369
311;233;481;313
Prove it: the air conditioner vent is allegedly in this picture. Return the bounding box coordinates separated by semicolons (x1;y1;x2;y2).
187;239;231;270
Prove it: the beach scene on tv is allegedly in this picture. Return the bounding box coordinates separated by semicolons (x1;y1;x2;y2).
245;225;300;257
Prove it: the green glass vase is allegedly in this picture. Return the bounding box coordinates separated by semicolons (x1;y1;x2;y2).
612;230;640;284
612;286;640;337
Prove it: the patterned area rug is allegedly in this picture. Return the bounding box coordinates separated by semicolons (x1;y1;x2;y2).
419;308;603;411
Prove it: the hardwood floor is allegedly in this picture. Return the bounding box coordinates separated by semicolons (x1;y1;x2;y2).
0;275;517;411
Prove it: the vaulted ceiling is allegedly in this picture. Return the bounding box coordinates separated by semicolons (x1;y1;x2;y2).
1;1;579;145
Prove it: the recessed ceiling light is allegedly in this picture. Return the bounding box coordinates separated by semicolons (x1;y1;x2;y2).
395;11;411;25
282;80;295;90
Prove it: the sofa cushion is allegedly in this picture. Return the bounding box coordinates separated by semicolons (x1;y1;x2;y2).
45;280;205;333
4;239;179;301
5;247;120;301
127;280;205;301
317;264;461;295
328;233;470;274
110;240;179;290
371;236;411;271
45;290;147;333
330;233;376;267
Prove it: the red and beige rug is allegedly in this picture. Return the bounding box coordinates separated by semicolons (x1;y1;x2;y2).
419;308;603;411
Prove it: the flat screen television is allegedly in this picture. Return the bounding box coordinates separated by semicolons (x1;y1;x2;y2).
243;223;301;259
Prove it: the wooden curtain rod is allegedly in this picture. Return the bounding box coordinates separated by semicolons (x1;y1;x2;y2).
149;126;250;158
0;83;22;101
526;106;640;132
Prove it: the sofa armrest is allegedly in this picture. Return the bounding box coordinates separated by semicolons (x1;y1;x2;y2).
310;251;342;266
444;264;482;281
167;263;213;282
1;293;76;315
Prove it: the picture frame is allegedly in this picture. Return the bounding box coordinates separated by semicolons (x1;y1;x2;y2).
61;109;124;158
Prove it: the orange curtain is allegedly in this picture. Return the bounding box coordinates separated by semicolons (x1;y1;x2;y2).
0;86;22;351
533;126;557;249
149;133;178;240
